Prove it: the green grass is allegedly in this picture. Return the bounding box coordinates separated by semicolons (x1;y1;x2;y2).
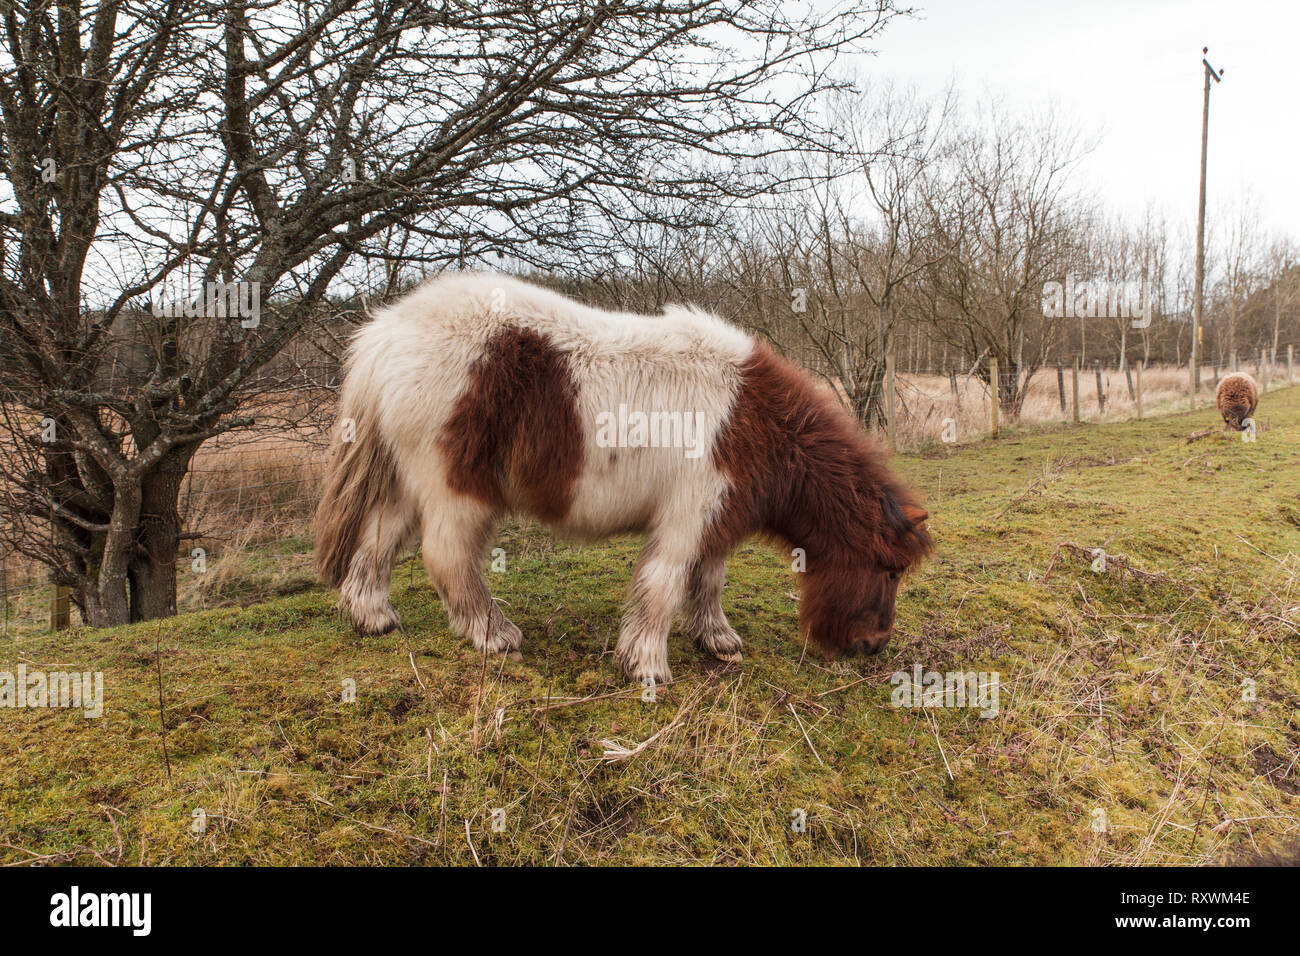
3;388;1299;865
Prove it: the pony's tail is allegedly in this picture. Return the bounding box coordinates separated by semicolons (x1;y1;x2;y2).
315;404;398;589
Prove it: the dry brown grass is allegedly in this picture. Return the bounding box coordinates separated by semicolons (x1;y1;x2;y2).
888;360;1296;450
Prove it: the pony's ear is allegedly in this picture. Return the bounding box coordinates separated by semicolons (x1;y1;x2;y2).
903;504;929;525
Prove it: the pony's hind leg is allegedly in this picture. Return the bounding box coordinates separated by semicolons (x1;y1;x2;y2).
422;497;522;656
339;493;419;635
683;555;743;663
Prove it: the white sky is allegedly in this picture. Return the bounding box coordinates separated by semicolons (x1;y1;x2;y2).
862;0;1298;240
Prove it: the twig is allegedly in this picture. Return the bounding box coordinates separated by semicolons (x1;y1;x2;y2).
788;703;824;766
154;620;172;786
912;782;977;832
312;795;438;848
597;692;699;763
926;708;953;781
437;769;448;848
397;622;427;691
465;819;481;866
98;804;124;865
555;792;578;866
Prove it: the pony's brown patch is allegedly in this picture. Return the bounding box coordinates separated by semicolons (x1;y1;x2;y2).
439;327;583;521
1216;373;1259;430
704;343;931;654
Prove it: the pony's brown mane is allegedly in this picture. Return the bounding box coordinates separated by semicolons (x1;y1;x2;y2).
704;343;931;652
705;342;931;566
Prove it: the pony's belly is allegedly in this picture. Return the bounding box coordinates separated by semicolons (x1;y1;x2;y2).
535;477;656;539
527;447;688;538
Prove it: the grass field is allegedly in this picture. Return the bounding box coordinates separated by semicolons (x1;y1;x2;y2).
3;387;1299;866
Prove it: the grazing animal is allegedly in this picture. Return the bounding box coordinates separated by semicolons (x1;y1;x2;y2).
316;274;932;683
1216;371;1258;432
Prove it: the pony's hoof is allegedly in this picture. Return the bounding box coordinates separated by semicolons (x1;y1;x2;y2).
627;669;672;688
506;650;523;662
349;604;399;636
695;627;743;662
619;657;672;687
481;618;523;655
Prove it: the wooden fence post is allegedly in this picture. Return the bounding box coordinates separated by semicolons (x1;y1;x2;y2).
1289;344;1295;384
1056;363;1066;413
1072;358;1080;423
1262;347;1271;389
50;574;71;631
886;352;896;453
1094;361;1105;414
1136;360;1144;421
988;356;999;439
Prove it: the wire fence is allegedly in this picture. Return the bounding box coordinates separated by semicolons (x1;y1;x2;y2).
3;344;1297;633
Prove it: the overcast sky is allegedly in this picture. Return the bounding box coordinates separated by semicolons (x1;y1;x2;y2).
863;0;1297;241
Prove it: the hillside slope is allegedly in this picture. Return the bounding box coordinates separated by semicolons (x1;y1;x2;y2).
3;388;1299;865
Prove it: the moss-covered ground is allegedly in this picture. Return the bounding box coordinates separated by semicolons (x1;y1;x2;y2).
3;388;1298;865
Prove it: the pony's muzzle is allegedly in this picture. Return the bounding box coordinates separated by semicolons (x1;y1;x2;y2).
848;632;891;657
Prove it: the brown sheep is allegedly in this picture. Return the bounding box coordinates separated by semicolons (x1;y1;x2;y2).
1215;371;1258;432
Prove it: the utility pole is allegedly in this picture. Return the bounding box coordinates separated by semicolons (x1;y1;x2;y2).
1192;47;1224;397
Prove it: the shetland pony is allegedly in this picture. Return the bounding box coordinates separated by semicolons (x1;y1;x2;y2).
1216;371;1258;432
316;274;932;683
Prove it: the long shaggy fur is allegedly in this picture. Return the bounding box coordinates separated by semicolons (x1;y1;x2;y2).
1216;372;1258;431
314;272;932;680
315;409;399;590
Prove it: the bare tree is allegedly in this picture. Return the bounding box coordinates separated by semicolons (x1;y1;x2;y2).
919;104;1092;416
0;0;904;626
1264;237;1299;357
831;81;956;424
1215;196;1263;364
718;82;956;425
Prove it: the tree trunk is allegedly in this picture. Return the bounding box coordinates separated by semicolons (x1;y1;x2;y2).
1275;289;1283;355
90;482;141;627
851;362;888;428
128;446;196;622
67;448;196;627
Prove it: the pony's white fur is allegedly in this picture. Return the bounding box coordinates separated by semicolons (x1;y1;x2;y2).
329;273;754;682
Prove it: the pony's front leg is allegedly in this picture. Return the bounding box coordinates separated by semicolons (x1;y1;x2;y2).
683;554;743;663
422;499;522;656
615;538;694;685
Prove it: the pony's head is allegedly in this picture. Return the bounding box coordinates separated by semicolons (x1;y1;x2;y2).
1221;402;1251;432
799;497;931;658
